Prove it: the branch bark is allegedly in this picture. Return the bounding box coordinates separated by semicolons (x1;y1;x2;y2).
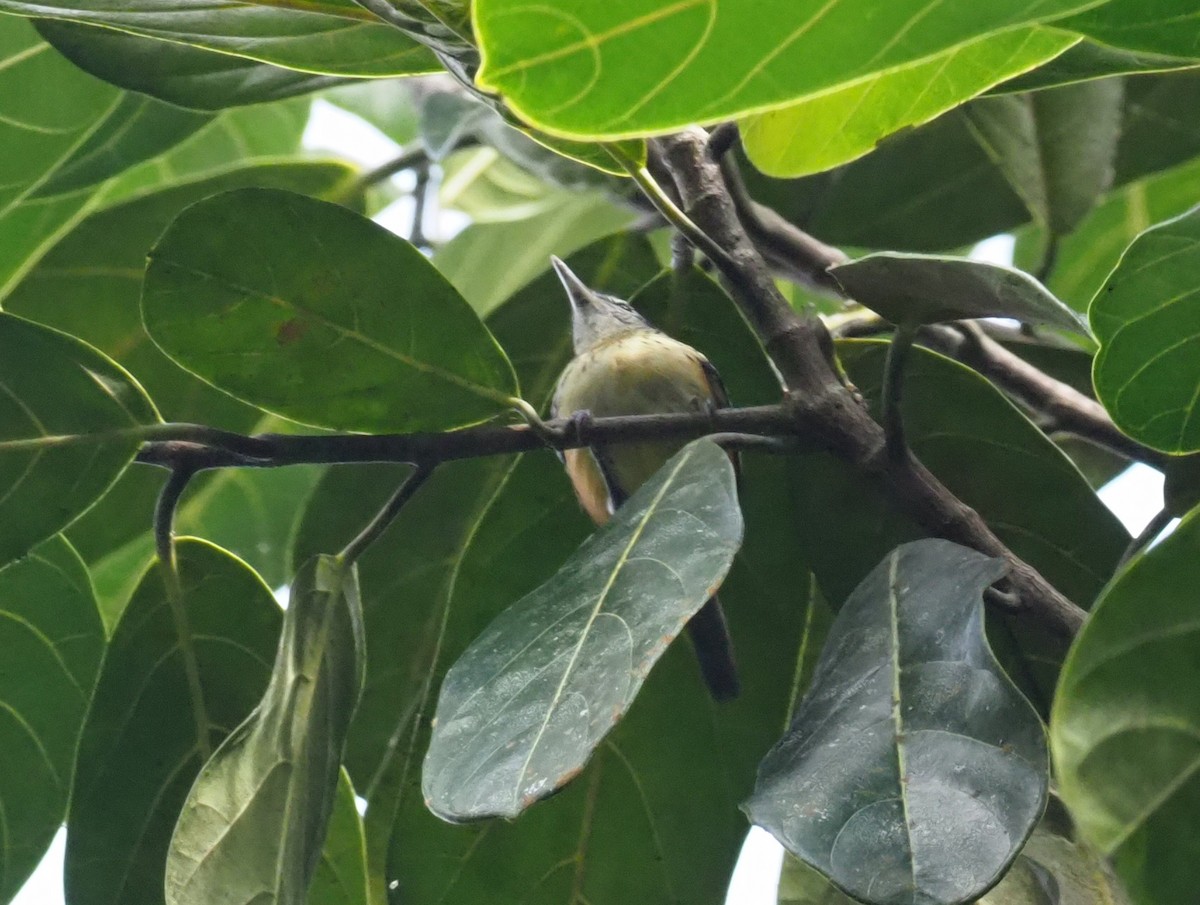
651;130;1087;640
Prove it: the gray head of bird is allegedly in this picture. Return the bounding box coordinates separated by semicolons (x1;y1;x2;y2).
550;256;653;353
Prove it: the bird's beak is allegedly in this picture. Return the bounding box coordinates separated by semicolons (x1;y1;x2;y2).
550;256;595;310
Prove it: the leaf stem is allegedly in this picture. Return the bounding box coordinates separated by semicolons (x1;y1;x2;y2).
1116;507;1174;571
339;465;436;566
881;323;918;462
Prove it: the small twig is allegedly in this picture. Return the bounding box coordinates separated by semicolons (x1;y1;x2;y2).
339;465;436;566
409;162;432;249
671;230;695;277
706;122;740;160
881;324;918;462
1035;235;1060;285
1116;507;1174;571
154;466;197;572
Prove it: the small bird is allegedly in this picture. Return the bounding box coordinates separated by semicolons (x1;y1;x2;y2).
549;256;740;702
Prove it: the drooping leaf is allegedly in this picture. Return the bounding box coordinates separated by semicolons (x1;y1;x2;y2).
0;313;157;570
790;341;1128;709
0;535;104;903
308;770;370;905
142;187;518;431
35;19;356;111
1090;204;1200;453
965;79;1124;237
741;27;1076;178
778;819;1130;905
829;253;1088;332
0;0;437;76
166;555;363;905
1052;506;1200;903
65;539;282;905
422;439;743;821
747;539;1048;905
472;0;1102;140
1063;0;1200;59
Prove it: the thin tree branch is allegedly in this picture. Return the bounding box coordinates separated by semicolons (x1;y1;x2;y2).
1116;507;1174;571
339;465;436;565
154;466;197;570
881;324;918;462
650;129;1086;640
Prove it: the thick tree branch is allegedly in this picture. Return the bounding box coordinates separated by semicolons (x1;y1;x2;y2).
649;130;1086;640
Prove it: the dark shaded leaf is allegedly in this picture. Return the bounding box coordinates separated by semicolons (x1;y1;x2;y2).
994;41;1200;93
36;19;357;111
1052;506;1200;903
748;539;1048;905
308;770;369;905
65;539;282;905
166;555;363;905
423;439;743;820
0;535;104;903
965;79;1124;236
0;313;157;570
1064;0;1200;59
1090;204;1200;453
142;187;518;431
829;253;1087;331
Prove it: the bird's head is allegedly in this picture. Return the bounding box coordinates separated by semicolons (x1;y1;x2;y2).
551;256;652;353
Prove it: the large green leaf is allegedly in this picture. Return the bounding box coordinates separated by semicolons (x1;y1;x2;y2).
778;820;1130;904
741;27;1075;178
1052;507;1200;903
965;79;1124;237
994;40;1200;92
65;540;282;905
0;313;157;570
423;439;742;821
308;770;370;905
1063;0;1200;59
35;19;354;111
748;539;1048;905
166;555;363;905
34;92;212;198
0;0;436;75
472;0;1103;140
1090;204;1200;453
142;187;518;431
791;341;1128;709
829;252;1087;331
0;535;104;903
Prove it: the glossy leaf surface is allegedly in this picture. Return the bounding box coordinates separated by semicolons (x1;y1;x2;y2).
0;314;156;569
1052;508;1200;903
473;0;1102;139
66;540;282;905
741;28;1074;178
0;536;104;903
1091;204;1200;453
166;555;363;905
829;253;1087;332
142;187;517;431
423;440;743;820
748;539;1048;905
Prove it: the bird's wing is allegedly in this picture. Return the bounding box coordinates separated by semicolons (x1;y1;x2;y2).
698;354;742;493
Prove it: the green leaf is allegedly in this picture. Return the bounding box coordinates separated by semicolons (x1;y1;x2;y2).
965;79;1124;237
0;313;157;570
778;820;1130;904
34;92;213;198
1052;507;1200;902
8;163;360;428
35;19;355;111
473;0;1102;140
65;539;282;905
0;0;437;76
829;252;1088;331
741;27;1075;178
166;555;363;905
791;341;1128;709
1063;0;1200;59
993;40;1200;93
434;194;637;316
0;535;104;903
142;187;518;431
747;539;1048;905
1090;204;1200;453
423;439;742;821
308;770;370;905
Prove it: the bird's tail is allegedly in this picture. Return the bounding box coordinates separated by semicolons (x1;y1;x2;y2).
686;596;740;702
